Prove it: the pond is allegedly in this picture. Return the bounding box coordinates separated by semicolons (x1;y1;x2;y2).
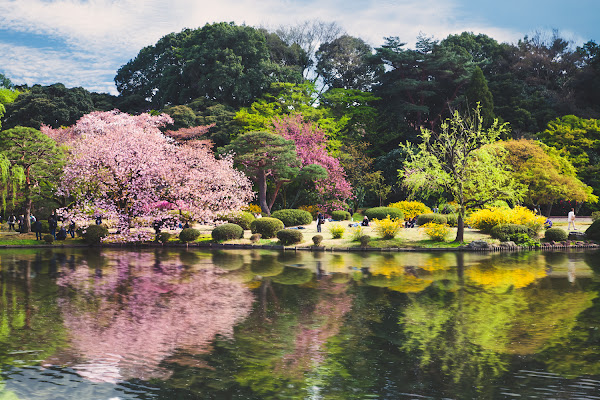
1;248;600;399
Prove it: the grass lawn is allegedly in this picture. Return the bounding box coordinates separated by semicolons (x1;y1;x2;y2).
0;231;85;245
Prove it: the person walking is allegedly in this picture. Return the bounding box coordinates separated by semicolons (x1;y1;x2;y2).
568;208;577;230
67;221;76;238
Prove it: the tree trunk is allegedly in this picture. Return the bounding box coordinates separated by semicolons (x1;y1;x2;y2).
23;187;32;233
257;170;270;216
546;202;553;217
455;213;465;242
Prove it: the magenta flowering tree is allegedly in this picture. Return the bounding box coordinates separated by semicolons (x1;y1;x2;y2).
272;114;352;211
42;111;254;240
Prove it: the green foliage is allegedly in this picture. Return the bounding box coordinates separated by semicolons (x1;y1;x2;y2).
585;220;600;241
83;224;109;244
465;66;495;125
417;213;448;226
445;213;458;227
3;83;94;129
388;200;432;219
250;217;284;238
350;226;367;241
156;232;172;243
545;227;569;242
312;234;323;246
250;233;262;242
331;210;351;220
364;207;404;221
271;266;313;285
592;211;600;222
359;235;371;247
271;209;312;226
276;229;304;245
212;223;244;241
490;224;535;242
439;203;458;214
327;223;346;239
179;228;201;243
43;234;54;244
219;211;255;230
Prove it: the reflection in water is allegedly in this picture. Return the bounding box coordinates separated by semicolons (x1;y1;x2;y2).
53;250;253;383
0;248;599;399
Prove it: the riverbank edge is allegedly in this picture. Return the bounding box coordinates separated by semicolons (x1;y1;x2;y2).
0;241;597;252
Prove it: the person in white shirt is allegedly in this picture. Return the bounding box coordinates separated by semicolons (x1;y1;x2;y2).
568;208;576;230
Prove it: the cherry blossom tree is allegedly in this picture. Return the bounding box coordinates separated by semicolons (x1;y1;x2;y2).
42;111;254;240
272;114;352;211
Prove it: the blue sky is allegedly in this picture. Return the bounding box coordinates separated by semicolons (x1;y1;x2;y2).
0;0;598;95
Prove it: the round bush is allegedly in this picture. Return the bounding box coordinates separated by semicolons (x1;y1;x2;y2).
250;233;262;242
277;229;304;245
416;213;447;226
219;211;255;230
445;213;458;227
364;207;404;221
84;224;109;244
43;234;54;244
271;209;312;227
359;235;371;247
179;228;201;243
312;235;323;246
586;220;600;241
490;224;534;242
545;227;568;242
331;210;351;221
156;232;172;243
250;217;284;238
212;223;244;241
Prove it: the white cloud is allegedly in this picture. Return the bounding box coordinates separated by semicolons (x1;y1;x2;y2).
0;0;526;94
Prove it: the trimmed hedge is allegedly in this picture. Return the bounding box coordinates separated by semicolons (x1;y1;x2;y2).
364;207;404;221
331;210;351;221
586;220;600;241
212;223;244;241
271;209;312;226
277;229;304;245
312;235;323;246
445;213;458;227
156;232;172;243
179;228;201;243
490;224;534;242
84;224;109;244
43;234;54;244
219;211;255;230
416;213;447;226
359;235;371;247
545;227;568;242
250;217;284;238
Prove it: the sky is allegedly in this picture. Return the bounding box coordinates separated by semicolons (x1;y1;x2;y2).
0;0;598;95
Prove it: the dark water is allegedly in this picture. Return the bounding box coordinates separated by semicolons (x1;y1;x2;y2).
1;248;600;399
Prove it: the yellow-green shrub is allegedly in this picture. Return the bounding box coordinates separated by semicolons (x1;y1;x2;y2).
298;205;320;219
421;222;451;241
466;206;545;233
328;223;346;239
242;204;262;214
388;201;432;220
372;215;403;239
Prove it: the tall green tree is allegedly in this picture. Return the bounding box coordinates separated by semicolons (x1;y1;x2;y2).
0;127;64;232
465;66;495;126
402;107;523;242
225;131;301;215
2;84;94;129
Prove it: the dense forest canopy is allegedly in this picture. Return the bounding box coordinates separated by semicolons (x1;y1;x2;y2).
1;21;600;217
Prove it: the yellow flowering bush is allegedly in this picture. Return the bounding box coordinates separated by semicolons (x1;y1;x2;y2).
328;223;346;239
372;215;403;239
298;205;320;219
242;204;262;214
466;206;545;233
388;200;432;220
420;222;451;241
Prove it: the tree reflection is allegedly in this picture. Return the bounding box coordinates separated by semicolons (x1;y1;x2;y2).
53;250;253;383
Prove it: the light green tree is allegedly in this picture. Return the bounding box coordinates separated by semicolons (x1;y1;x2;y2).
401;106;524;242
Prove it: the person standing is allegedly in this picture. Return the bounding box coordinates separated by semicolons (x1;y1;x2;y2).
32;219;43;240
48;215;57;239
316;212;324;233
568;208;577;230
7;215;15;231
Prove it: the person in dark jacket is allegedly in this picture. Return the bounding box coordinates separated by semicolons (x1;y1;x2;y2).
48;215;57;239
32;220;43;240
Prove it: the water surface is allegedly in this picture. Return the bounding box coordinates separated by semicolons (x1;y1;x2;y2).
1;248;599;399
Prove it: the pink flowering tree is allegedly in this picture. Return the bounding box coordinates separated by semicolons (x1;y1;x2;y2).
272;114;353;212
42;111;254;240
